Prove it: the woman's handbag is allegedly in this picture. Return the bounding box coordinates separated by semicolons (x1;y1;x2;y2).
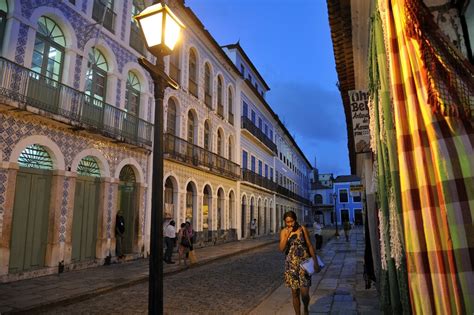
300;258;315;275
188;249;197;264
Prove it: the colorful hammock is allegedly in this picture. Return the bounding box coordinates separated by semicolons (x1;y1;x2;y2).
370;0;474;313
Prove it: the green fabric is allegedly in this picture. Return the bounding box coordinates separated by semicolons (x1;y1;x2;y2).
369;9;411;314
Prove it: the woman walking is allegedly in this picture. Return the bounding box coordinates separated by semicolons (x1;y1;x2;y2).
279;211;317;315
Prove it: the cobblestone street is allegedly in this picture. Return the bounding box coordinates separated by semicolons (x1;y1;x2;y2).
41;244;285;314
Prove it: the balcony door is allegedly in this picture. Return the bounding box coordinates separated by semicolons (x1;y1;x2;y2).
123;72;141;140
29;16;65;114
84;48;108;127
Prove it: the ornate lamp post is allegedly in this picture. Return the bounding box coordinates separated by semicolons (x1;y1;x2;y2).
332;192;339;237
134;3;184;314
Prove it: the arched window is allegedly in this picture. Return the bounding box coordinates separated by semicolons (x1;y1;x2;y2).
32;16;66;82
228;87;234;125
228;136;233;160
119;165;136;182
217;129;223;156
125;72;140;115
217;76;223;117
85;47;108;103
188;49;198;97
314;194;323;204
187;111;195;144
167;98;177;136
77;156;101;177
18;144;53;170
204;120;210;151
204;63;212;109
0;0;8;52
169;45;180;84
129;0;145;54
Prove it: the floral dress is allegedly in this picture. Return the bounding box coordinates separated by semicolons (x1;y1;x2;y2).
284;229;311;289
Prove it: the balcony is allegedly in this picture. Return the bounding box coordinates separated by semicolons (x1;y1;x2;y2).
241;116;277;154
92;0;116;33
217;103;224;118
277;185;311;205
164;133;240;179
241;168;277;191
0;57;152;146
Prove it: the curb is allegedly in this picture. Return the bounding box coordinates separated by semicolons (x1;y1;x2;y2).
12;239;278;314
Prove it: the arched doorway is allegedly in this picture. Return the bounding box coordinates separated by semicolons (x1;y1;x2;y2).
264;200;268;235
241;195;246;238
217;188;224;237
10;144;53;273
185;182;196;225
250;197;255;238
228;191;235;231
203;185;212;242
257;199;262;236
118;165;138;254
72;156;101;262
164;177;177;221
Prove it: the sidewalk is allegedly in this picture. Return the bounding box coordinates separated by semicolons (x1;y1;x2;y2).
250;227;381;315
0;235;278;314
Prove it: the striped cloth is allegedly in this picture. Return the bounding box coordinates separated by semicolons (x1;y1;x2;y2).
378;0;474;314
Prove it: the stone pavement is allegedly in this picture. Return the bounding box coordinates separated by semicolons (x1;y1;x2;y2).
0;234;278;314
250;226;381;315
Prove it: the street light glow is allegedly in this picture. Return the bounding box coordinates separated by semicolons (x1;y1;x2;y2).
134;3;185;56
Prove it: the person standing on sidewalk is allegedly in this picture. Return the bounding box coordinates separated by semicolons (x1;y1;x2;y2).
164;220;176;264
250;218;257;238
279;211;317;315
115;211;125;259
343;220;351;242
177;223;190;266
313;219;322;251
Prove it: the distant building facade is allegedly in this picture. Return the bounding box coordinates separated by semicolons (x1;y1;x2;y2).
333;175;363;225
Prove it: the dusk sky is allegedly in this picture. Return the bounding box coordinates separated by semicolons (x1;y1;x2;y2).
186;0;351;176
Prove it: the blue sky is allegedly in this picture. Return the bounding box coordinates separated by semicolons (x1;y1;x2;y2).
186;0;351;176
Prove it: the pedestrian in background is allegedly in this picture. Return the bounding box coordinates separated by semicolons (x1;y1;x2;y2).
115;210;125;259
164;220;176;264
177;223;190;266
279;211;317;315
313;219;323;250
250;218;257;238
343;220;351;242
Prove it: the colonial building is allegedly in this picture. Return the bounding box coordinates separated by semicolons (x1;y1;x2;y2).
0;0;312;282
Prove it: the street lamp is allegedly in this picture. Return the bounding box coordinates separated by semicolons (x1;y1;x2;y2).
134;3;184;314
332;192;339;237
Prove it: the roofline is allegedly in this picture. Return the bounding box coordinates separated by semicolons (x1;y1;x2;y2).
222;42;271;91
180;2;311;169
181;4;242;79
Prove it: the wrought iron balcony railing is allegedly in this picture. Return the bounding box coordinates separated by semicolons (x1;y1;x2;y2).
164;133;240;179
241;116;277;154
241;168;277;191
277;185;311;205
92;0;116;33
0;57;152;146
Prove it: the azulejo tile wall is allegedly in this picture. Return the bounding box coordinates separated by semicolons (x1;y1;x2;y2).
0;169;7;239
0;112;150;241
